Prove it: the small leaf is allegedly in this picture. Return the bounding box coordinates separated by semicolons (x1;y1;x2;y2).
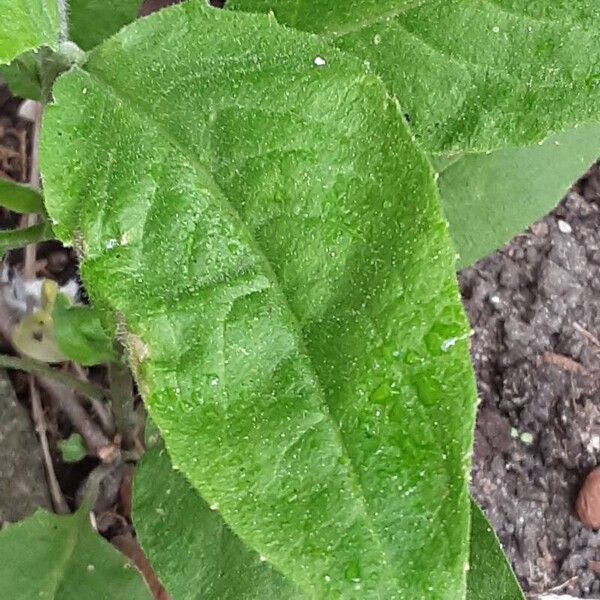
52;294;117;366
0;179;45;214
133;442;302;599
0;503;152;599
0;51;42;100
0;0;59;65
58;432;87;463
467;501;524;600
12;308;68;363
68;0;142;50
434;123;600;268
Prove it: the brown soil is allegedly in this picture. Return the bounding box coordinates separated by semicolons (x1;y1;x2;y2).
466;164;600;597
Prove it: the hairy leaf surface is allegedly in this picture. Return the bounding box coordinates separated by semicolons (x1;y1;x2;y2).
134;443;301;599
229;0;600;264
467;502;523;599
0;505;151;599
41;4;477;597
0;0;59;65
230;0;600;153
68;0;142;50
135;444;520;599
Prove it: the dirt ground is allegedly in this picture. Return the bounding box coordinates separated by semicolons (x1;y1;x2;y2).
466;164;600;598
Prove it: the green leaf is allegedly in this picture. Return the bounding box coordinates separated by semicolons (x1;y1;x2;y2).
135;448;524;600
0;51;43;100
0;503;152;599
230;0;600;153
134;442;302;599
0;0;60;65
229;1;600;264
0;178;46;214
58;432;87;462
68;0;142;51
434;123;600;268
52;294;117;365
40;4;477;597
0;222;54;255
467;501;524;600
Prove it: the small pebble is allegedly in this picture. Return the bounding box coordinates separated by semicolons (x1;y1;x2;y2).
557;220;572;234
576;468;600;529
313;56;327;67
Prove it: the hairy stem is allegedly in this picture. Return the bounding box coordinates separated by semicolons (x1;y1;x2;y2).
57;0;70;44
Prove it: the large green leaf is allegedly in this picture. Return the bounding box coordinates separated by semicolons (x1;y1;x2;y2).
467;502;523;600
134;443;301;599
229;0;600;264
0;504;151;599
135;446;524;600
0;0;59;65
68;0;142;50
41;3;477;597
229;0;600;153
434;123;600;268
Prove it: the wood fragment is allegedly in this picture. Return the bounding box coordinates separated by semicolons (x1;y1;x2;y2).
542;351;587;375
573;321;600;350
111;534;171;600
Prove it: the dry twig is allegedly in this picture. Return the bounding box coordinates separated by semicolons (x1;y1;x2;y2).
573;321;600;350
29;376;69;513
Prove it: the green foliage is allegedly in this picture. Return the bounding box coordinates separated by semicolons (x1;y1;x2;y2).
0;222;53;255
134;442;525;599
0;178;45;214
134;443;301;599
435;123;600;268
467;502;524;599
52;294;117;365
3;0;592;597
0;51;43;100
230;0;600;152
0;503;151;599
58;432;87;462
0;0;59;65
41;4;476;597
229;0;600;265
68;0;142;50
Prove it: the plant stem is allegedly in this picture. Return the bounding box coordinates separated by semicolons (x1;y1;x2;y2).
108;361;137;447
0;223;54;255
0;353;107;402
29;376;70;513
37;375;119;463
57;0;70;44
71;362;115;435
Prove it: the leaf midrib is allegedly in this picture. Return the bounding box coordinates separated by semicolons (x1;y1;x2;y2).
79;64;401;592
